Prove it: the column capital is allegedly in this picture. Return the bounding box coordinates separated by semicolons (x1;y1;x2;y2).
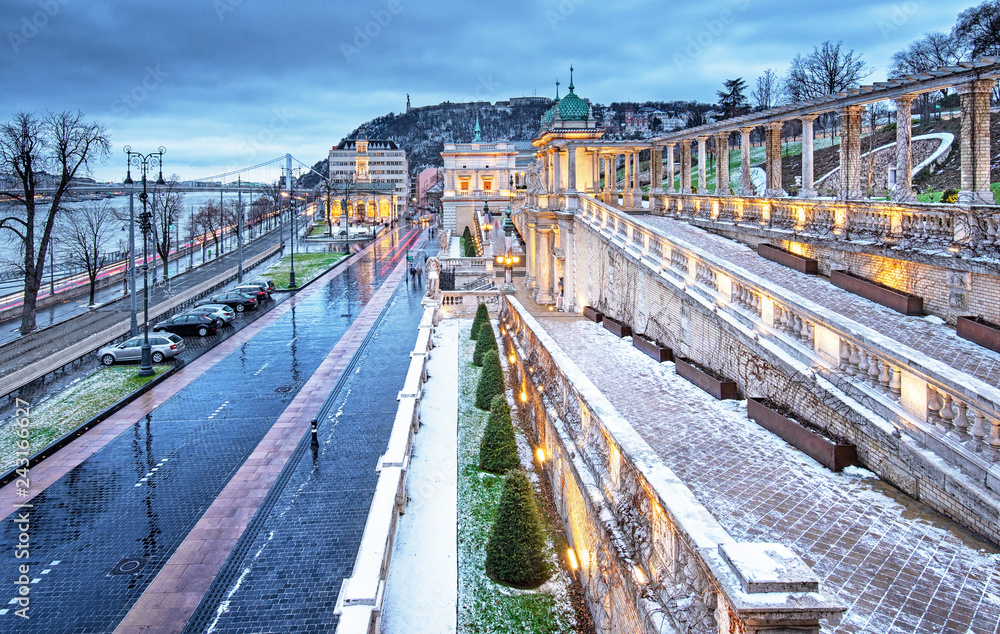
764;120;784;131
955;79;995;95
799;114;819;124
838;104;864;117
696;134;709;141
894;93;918;107
740;126;755;135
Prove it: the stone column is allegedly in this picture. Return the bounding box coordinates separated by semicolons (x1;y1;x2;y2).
650;146;663;212
608;154;619;202
957;80;994;205
715;132;730;196
739;127;755;196
554;149;564;198
561;219;575;311
838;106;864;200
681;141;693;194
621;153;633;208
764;122;786;197
567;145;577;193
665;143;675;194
591;150;599;194
525;220;537;289
697;136;708;194
800;115;818;198
536;225;554;304
890;96;916;202
632;150;641;208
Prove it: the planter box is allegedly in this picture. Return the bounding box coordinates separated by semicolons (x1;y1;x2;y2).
747;398;859;472
831;270;923;316
675;358;738;400
957;316;1000;354
583;305;604;323
602;317;632;338
633;336;673;362
758;243;818;275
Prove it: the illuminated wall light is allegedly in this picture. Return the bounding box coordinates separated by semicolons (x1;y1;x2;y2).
633;566;647;584
509;354;517;363
536;448;546;462
567;548;579;570
520;391;528;402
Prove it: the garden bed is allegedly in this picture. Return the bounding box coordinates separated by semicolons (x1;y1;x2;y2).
675;358;738;400
601;316;631;338
957;316;1000;354
747;397;859;472
582;306;603;323
831;270;923;316
758;243;818;274
632;335;673;362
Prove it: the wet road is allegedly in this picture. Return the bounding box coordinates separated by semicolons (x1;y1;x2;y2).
0;225;424;632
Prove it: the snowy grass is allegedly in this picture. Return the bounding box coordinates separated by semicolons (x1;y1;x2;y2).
0;366;167;473
262;252;346;289
457;322;577;633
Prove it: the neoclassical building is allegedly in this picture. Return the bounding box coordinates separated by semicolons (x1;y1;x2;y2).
327;129;409;222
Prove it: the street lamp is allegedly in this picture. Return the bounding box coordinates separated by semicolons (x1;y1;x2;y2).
496;203;519;294
281;191;297;288
123;145;165;378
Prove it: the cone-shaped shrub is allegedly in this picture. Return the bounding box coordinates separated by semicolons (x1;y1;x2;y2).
475;349;505;410
472;322;498;366
485;470;549;587
470;303;489;340
465;238;478;257
479;395;518;473
462;225;473;242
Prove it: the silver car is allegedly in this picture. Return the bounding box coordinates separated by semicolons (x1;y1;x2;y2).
98;334;185;366
181;304;236;326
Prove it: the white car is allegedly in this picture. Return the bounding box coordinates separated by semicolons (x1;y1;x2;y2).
182;304;236;326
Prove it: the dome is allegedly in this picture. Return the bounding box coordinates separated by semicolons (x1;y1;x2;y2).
541;81;561;128
556;91;589;121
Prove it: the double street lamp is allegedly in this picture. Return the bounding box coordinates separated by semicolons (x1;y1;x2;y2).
123;145;165;377
496;204;519;293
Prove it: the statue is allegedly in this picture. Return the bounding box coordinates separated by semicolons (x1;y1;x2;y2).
425;256;442;300
527;160;544;193
438;229;449;254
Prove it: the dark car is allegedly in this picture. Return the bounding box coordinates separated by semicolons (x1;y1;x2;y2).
197;291;257;312
153;313;218;337
231;284;269;302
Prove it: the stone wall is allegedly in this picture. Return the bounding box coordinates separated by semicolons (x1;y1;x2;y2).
500;299;844;634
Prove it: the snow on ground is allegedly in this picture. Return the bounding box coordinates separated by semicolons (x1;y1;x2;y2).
538;317;1000;633
381;319;459;634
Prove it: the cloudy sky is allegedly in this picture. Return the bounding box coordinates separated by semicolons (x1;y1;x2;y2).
1;0;977;182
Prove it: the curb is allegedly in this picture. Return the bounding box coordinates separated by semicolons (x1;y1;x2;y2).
0;361;183;488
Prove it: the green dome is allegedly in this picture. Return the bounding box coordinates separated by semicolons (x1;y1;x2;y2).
556;90;589;121
541;81;561;128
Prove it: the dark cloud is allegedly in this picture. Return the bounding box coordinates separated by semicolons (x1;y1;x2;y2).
0;0;977;180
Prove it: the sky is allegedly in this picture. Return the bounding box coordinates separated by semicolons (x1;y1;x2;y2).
0;0;979;182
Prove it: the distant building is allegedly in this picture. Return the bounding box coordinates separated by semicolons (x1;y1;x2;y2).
327;128;409;223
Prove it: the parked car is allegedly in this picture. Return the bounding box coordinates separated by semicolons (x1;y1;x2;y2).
196;291;257;312
237;280;275;297
153;313;218;337
98;333;184;366
231;284;269;303
180;304;235;327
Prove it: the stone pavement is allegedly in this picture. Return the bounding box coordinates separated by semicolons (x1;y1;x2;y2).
638;214;1000;391
0;225;424;632
519;284;1000;633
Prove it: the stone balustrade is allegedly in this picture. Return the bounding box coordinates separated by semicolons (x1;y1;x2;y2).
440;290;502;315
499;298;844;633
577;193;1000;543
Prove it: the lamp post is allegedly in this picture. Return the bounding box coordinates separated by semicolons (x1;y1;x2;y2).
281;191;297;288
123;145;165;377
497;204;518;294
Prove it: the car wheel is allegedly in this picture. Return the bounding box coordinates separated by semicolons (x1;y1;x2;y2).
235;304;245;312
215;318;224;327
151;351;165;363
101;354;116;366
197;326;209;337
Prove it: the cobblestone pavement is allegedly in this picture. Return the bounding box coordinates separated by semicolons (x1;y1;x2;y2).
0;226;423;632
637;215;1000;388
533;310;1000;634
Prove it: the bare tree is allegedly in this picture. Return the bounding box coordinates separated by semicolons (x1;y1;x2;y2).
953;0;1000;60
785;41;874;101
150;176;184;281
751;69;787;110
194;200;224;258
890;31;965;123
62;199;118;305
0;111;111;334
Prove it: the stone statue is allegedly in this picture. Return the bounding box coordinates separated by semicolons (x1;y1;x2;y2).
425;256;442;300
527;160;544;193
438;229;449;254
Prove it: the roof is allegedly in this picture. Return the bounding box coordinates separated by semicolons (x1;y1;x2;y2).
335;139;400;151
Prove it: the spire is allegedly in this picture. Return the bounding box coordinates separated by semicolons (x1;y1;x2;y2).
569;65;575;93
555;79;560;100
473;113;481;142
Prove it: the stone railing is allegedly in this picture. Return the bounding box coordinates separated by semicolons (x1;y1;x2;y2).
499;298;844;633
577;193;1000;543
440;290;502;316
335;302;436;633
654;192;1000;249
438;256;494;273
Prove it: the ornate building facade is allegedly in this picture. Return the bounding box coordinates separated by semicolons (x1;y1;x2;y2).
327;129;409;223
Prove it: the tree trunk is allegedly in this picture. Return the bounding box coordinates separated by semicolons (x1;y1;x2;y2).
19;267;41;335
88;273;97;305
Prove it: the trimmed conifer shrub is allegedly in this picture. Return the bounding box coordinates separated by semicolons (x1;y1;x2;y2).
485;470;549;587
472;322;498;366
470;303;489;340
479;395;518;473
465;238;478;257
475;349;504;410
462;225;473;242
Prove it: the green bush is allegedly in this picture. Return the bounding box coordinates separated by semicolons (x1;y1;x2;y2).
485;470;549;588
476;349;505;410
479;395;518;473
462;225;473;242
465;238;478;257
470;303;489;340
942;187;959;204
473;322;498;366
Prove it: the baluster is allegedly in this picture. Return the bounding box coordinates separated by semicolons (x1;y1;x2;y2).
841;340;853;374
969;408;988;452
856;349;869;380
890;367;901;397
780;308;790;333
806;322;814;344
799;317;810;341
927;387;943;421
867;354;881;385
790;314;801;339
848;344;861;376
751;293;760;315
953;401;970;438
878;359;891;389
989;418;1000;462
938;394;955;433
